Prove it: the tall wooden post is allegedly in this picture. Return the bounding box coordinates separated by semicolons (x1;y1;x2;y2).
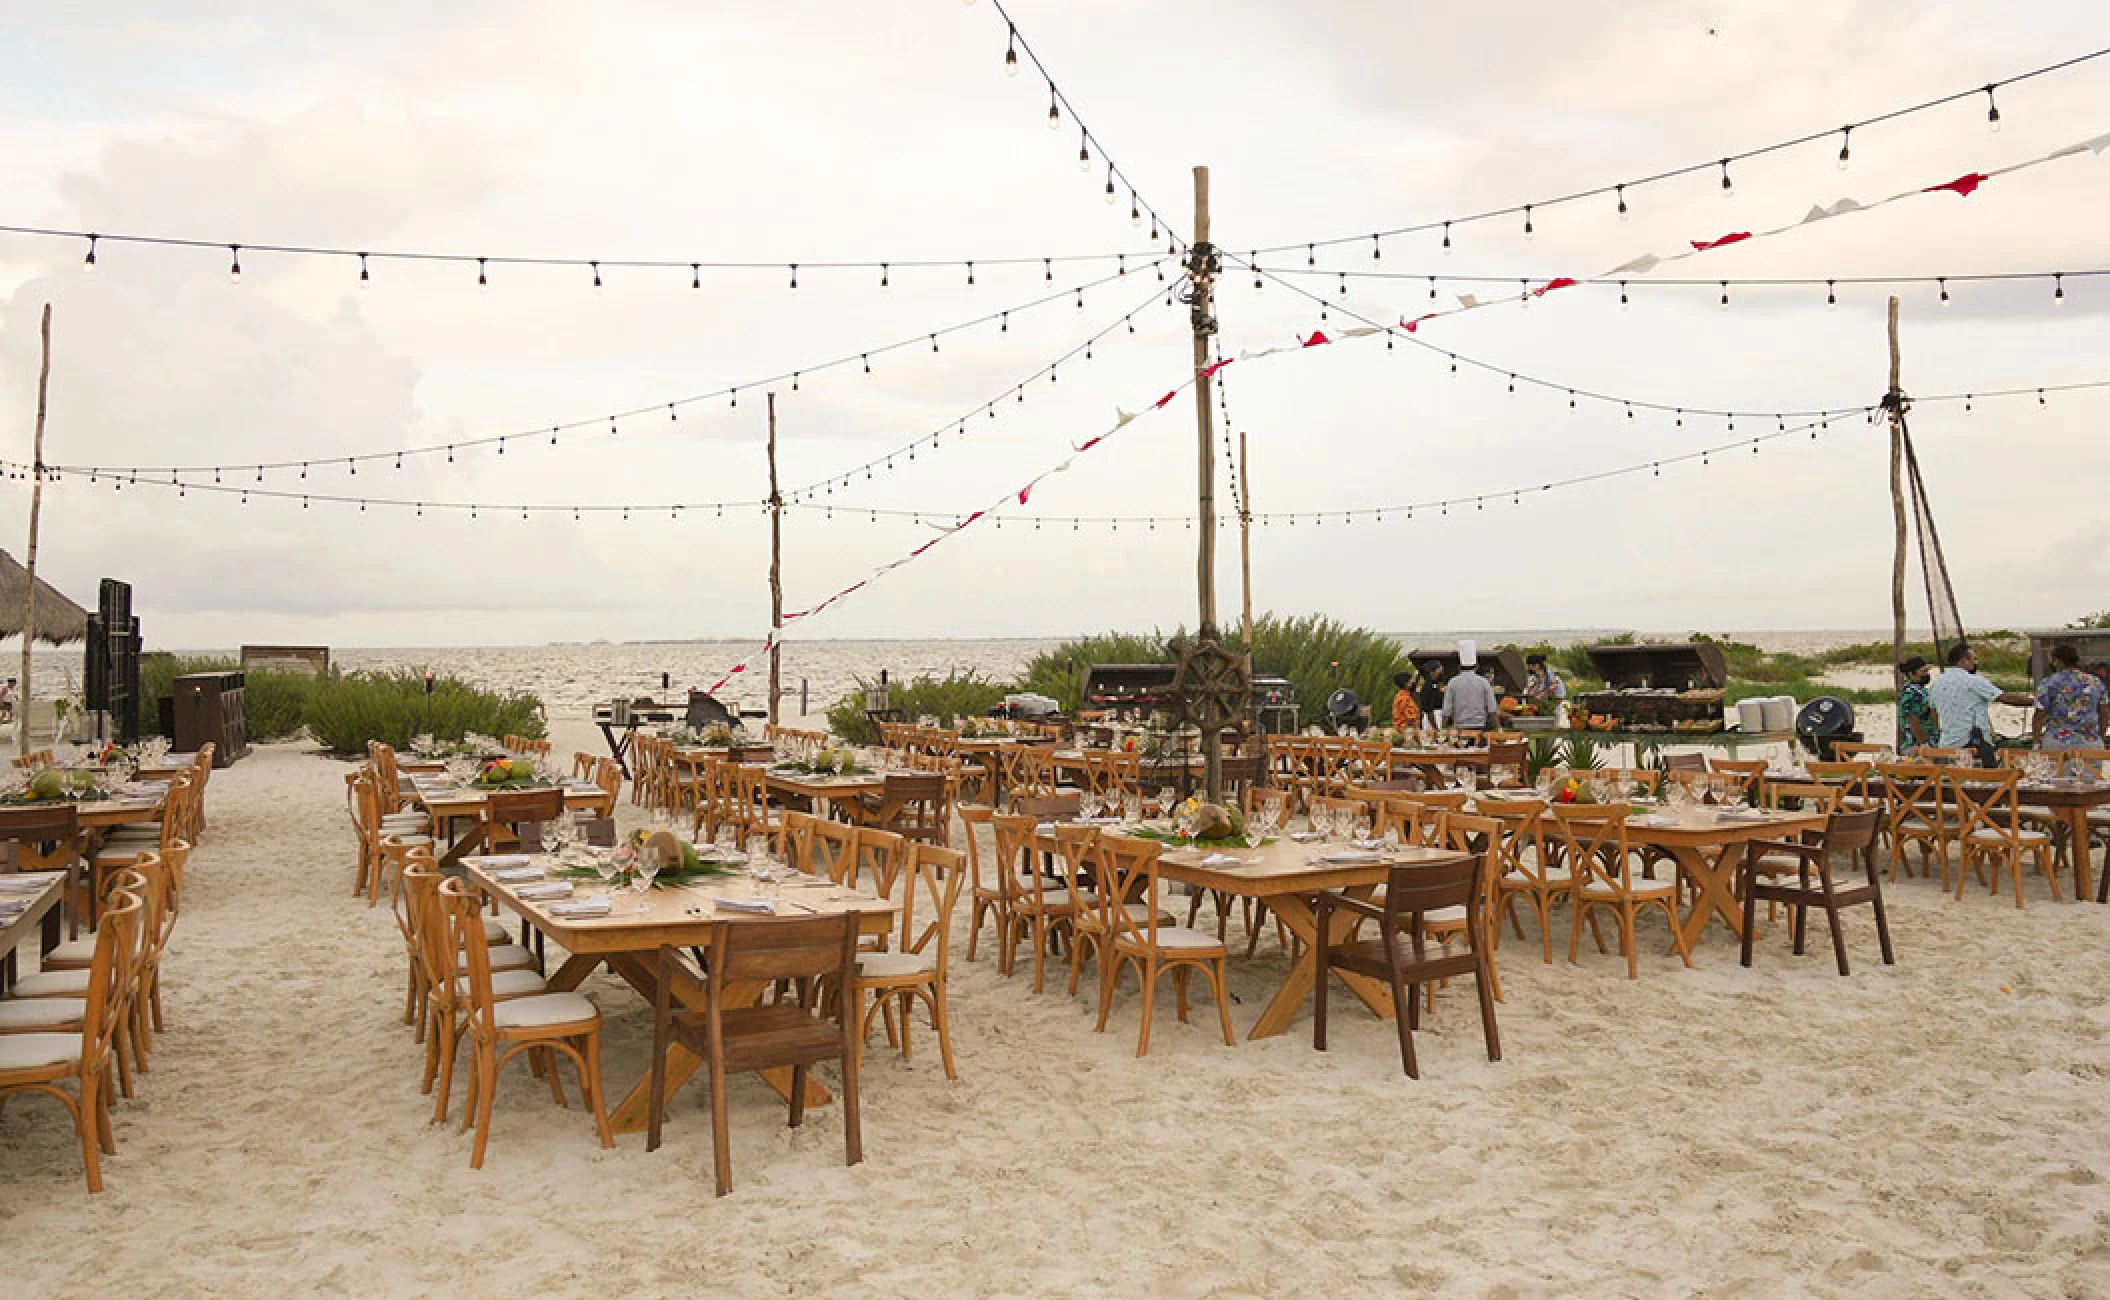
19;304;51;758
1188;166;1225;802
767;392;783;727
1886;297;1907;678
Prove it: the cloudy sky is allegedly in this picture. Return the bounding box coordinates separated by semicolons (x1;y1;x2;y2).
0;0;2104;650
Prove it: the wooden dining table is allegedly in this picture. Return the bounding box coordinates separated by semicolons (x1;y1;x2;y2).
1030;823;1469;1039
1599;805;1826;949
760;766;887;814
0;871;68;992
463;855;898;1134
406;778;611;867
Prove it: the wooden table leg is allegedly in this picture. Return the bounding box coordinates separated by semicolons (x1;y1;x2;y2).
1673;842;1746;952
437;823;486;870
596;951;830;1135
2058;806;2094;901
1245;892;1394;1039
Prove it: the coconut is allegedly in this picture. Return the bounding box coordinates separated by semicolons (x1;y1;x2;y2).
639;830;686;872
1190;802;1237;840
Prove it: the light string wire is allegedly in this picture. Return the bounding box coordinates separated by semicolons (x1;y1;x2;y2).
985;0;1184;253
784;277;1175;500
1243;45;2110;259
40;256;1170;481
1261;264;2109;296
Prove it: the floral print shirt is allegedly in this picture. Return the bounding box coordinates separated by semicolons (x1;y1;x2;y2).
1896;681;1935;754
2035;668;2105;750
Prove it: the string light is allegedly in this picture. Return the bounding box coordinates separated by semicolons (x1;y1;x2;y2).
1939;277;1950;305
1615;185;1628;219
880;262;889;288
1522;206;1534;237
477;258;487;290
2054;273;2065;304
82;235;96;272
1004;24;1018;74
1837;127;1852;170
1077;131;1091;171
591;261;602;288
228;245;242;283
1719;158;1733;195
358;252;369;285
1047;82;1059;128
1986;84;2001;131
1826;280;1836;308
692;263;701;290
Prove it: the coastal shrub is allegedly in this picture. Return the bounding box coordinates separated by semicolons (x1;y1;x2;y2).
1016;633;1168;715
304;672;543;755
132;654;312;740
825;669;1011;745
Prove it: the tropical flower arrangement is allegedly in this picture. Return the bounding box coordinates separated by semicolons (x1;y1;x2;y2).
548;829;739;888
697;724;742;747
1127;797;1271;850
474;757;550;789
7;767;112;804
772;747;868;777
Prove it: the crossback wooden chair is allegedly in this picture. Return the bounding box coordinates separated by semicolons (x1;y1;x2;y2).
409;860;548;1123
478;787;564;858
1431;813;1505;1003
1740;809;1892;975
441;877;611;1169
0;889;139;1192
1094;833;1235;1056
1949;768;2058;907
1876;761;1949;885
646;915;864;1196
957;803;1006;962
1486;799;1567;964
729;765;782;853
808;818;858;886
1314;853;1500;1078
990;813;1075;987
1707;757;1768;799
848;828;909;906
849;772;950;846
1831;741;1891;763
853;844;966;1078
1553;804;1693;979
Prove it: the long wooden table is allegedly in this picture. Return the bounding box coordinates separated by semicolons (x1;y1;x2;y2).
464;855;898;1134
1030;824;1469;1039
0;871;67;993
407;779;610;867
1596;805;1825;949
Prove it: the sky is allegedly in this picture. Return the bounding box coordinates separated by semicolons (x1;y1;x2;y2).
0;0;2104;651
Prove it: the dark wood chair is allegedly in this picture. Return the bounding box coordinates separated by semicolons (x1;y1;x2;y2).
1313;854;1501;1078
1661;752;1707;774
1739;808;1893;976
0;803;84;930
645;914;863;1196
480;787;565;855
850;773;950;845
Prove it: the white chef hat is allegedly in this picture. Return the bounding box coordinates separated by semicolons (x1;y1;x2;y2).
1457;639;1478;666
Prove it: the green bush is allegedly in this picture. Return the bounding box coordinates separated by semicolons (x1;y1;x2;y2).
825;669;1011;745
303;672;543;755
1016;633;1168;715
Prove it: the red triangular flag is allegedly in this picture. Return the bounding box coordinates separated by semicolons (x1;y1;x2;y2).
1401;313;1436;332
1532;277;1577;296
963;510;984;526
1018;484;1032;505
1302;330;1330;347
1690;231;1751;251
1154;391;1177;409
1199;359;1231;378
1924;172;1986;197
1077;435;1104;452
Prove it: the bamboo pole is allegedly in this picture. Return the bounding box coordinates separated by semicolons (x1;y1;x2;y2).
1887;296;1907;678
767;392;782;727
19;304;50;758
1188;166;1224;802
1238;428;1253;652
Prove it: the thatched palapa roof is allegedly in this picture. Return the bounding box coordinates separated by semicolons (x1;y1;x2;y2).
0;549;90;644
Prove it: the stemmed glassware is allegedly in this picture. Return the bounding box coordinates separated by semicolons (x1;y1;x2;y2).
632;853;660;911
1121;791;1142;824
592;850;622;898
1078;791;1101;822
542;814;578;861
1155;787;1176;820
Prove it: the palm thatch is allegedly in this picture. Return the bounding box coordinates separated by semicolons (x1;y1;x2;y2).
0;549;89;644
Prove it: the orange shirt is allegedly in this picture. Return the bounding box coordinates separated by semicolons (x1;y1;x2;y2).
1391;690;1420;729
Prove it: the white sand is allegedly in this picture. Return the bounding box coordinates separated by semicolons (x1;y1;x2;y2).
7;737;2110;1298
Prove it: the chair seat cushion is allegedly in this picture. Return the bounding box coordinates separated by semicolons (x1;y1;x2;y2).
857;950;937;980
1018;888;1089;911
1418;904;1468;927
1967;828;2050;845
0;1032;81;1072
38;936;96;969
9;968;90;997
454;969;548;1000
482;917;512;944
382;835;434;848
1117;924;1224;952
1501;868;1573;888
492;992;598;1030
1580;878;1676;899
1749;853;1808;875
475;944;537;971
0;997;86;1030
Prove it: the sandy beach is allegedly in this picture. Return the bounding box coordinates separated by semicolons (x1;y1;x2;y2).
3;728;2108;1299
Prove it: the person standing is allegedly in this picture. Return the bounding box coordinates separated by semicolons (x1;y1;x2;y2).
1928;642;2032;763
1389;671;1421;730
1442;645;1503;732
1414;662;1446;724
1895;656;1937;755
2033;643;2108;751
1523;654;1567;708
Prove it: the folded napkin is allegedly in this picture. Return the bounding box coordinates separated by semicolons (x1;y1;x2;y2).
517;882;574;900
0;877;55;893
1350;838;1387;851
493;866;544;882
549;898;612;917
715;898;778;915
1289;831;1324;843
0;898;27;914
1198;852;1242;866
465;855;531;869
1716;808;1770;821
1314;849;1381;864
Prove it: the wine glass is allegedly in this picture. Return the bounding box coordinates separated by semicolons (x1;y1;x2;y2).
1155;787;1176;819
1077;790;1100;822
632;854;660;911
543;815;577;860
592;850;621;898
1121;790;1142;823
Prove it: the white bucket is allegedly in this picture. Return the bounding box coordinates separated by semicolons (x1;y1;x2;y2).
1761;696;1796;733
1737;698;1767;733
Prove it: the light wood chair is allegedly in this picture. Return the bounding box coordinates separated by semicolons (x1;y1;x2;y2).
853;844;966;1078
0;889;139;1192
1314;853;1500;1078
1093;833;1235;1056
1487;799;1567;963
1553;804;1693;979
409;861;548;1122
1430;813;1505;1003
808;818;858;886
1950;768;2058;907
957;804;1006;963
991;813;1076;989
848;772;950;846
442;878;611;1168
1831;741;1891;763
479;787;564;857
1876;761;1949;885
645;915;864;1196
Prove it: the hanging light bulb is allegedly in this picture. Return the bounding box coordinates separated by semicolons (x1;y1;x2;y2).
1619;281;1629;307
1004;25;1018;75
1077;131;1091;171
1938;277;1950;306
1985;84;2001;132
2054;273;2065;305
82;235;96;272
1522;206;1533;237
358;252;369;285
1719;282;1730;309
1371;234;1381;260
1837;126;1852;170
228;244;243;284
1616;185;1628;219
1826;280;1837;309
788;264;798;289
477;258;488;290
1105;167;1117;202
1306;243;1315;268
691;263;701;290
966;261;975;286
590;261;602;288
1047;83;1060;128
880;262;889;288
1719;158;1733;196
1442;222;1452;253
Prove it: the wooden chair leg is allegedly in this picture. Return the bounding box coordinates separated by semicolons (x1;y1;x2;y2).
1207;957;1235;1047
709;1061;734;1197
1822;886;1850;976
1474;955;1502;1063
1135;959;1158;1058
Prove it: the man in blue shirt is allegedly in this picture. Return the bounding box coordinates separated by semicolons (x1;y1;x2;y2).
1927;642;2032;755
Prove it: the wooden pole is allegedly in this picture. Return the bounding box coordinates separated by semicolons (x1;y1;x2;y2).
1188;165;1225;802
1887;296;1907;679
767;392;782;727
20;304;50;759
1238;428;1253;652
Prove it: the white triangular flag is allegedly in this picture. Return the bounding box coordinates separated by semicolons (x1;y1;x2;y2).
1606;253;1660;276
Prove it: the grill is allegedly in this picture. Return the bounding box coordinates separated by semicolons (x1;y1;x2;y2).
1577;643;1728;733
1081;663;1179;713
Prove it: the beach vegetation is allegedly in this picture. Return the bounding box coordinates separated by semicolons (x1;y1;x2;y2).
824;669;1010;745
304;671;543;755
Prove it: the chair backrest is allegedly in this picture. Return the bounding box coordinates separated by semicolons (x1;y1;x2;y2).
1379;854;1483;935
1946;767;2021;837
1406;789;1471;814
1441;811;1501;859
875;772;950;837
1097;832;1167;949
1049;824;1101;906
1875;761;1942;832
1819;808;1881;859
896;845;967;980
1481;801;1548;885
1484;741;1528;784
1806;760;1872;799
1831;741;1890;763
1013;791;1081;819
684;912;860;1030
440;877;498;1035
851;827;908;898
78;889;143;1074
990;813;1042;904
1762;781;1842;814
484;787;565;846
1550;804;1634;891
1661;752;1707;773
809;818;858;885
956;802;993;884
0;801;81;850
779;810;817;874
1917;747;1967;766
1376;797;1446;847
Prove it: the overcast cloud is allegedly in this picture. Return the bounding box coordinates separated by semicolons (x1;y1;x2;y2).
0;0;2104;650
